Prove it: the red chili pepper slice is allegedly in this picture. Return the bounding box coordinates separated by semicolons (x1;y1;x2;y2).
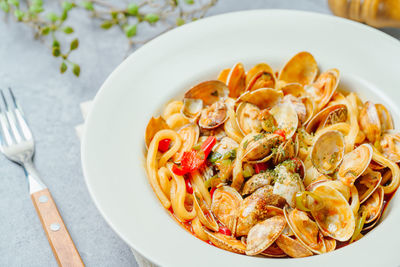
185;178;193;194
210;187;216;199
254;162;268;174
218;225;232;236
273;129;286;140
172;136;216;176
158;138;171;152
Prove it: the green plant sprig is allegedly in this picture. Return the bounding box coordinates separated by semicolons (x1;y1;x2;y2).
0;0;218;77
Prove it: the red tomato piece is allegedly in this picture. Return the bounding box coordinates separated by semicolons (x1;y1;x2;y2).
172;164;188;176
273;129;286;140
218;225;232;236
210;187;216;199
158;138;171;152
254;162;268;174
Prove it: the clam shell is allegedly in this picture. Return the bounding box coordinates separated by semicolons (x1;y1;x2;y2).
204;229;246;254
237;88;283;110
380;131;400;163
245;71;276;91
269;100;299;139
242;172;274;196
281;83;306;97
363;186;384;224
193;189;219;232
211;186;243;235
310;183;356;242
245;216;286;255
355;169;382;204
245;63;274;86
307;69;340;112
276;234;313;258
198;101;228;129
359;101;381;143
242;133;283;163
376;103;394;132
145;116;169;148
181;98;203;120
260;242;287;258
338;144;373;186
217;68;230;83
236;186;286;236
310;130;345;175
227;63;246;98
306;104;347;133
184;80;229;106
284;207;326;254
236;102;262;135
278;51;318;86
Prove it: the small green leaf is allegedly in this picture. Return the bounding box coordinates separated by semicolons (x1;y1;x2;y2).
110;11;118;19
144;13;159;24
32;0;43;6
52;40;60;48
127;3;138;16
60;62;67;73
100;20;113;29
62;1;74;11
14;9;24;21
184;0;194;4
7;0;19;7
80;1;94;11
52;47;61;57
0;2;10;12
124;24;137;37
46;12;59;22
176;17;185;26
29;5;44;13
40;26;50;35
61;9;68;20
73;64;80;77
63;26;74;34
70;38;79;50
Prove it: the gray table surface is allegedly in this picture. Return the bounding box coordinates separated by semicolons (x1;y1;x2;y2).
1;0;399;266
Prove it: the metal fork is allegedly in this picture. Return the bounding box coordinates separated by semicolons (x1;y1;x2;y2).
0;88;84;267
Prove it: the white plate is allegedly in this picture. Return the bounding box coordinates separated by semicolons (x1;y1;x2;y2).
82;10;400;267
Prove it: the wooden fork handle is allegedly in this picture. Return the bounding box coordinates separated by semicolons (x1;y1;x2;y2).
31;188;84;267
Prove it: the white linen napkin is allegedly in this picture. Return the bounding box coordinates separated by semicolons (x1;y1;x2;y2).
76;101;157;267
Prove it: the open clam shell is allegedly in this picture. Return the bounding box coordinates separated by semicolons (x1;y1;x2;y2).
380;131;400;163
338;144;373;186
359;101;382;144
275;234;313;258
376;103;394;132
236;102;262;135
323;237;336;253
193;189;219;232
245;71;276;91
310;183;356;242
204;229;246;254
217;68;230;83
145;116;169;148
278;51;318;86
172;123;199;163
242;172;274;196
284;207;326;254
236;186;286;236
281;83;306;97
355;169;382;204
237;88;283;110
211;186;243;235
273;139;297;165
242;133;284;163
198;101;228;129
307;69;340;112
245;63;274;86
260;242;287;258
227;63;246;98
269;100;299;139
245;216;287;255
305;104;347;133
311;130;345;175
362;186;384;224
184;80;229;106
181;98;203;120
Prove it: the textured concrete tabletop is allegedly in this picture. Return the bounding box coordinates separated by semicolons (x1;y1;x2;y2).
0;0;399;266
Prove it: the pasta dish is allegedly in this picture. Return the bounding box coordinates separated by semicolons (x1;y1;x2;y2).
144;52;400;257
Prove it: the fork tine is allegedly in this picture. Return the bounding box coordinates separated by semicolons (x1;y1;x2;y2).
0;91;14;146
8;88;32;140
0;89;22;143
